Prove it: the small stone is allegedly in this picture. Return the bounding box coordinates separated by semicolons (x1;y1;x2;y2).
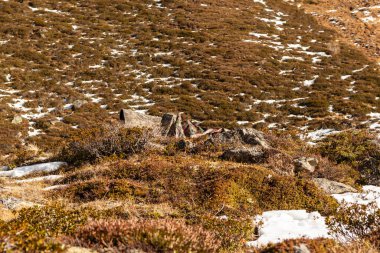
0;197;38;210
11;115;23;124
119;109;161;129
0;166;10;171
294;157;318;173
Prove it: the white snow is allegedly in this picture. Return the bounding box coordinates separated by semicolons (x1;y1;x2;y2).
246;210;331;247
253;0;267;6
43;184;68;191
15;175;63;183
303;75;319;86
352;65;369;73
333;185;380;208
303;128;340;143
0;162;67;178
280;56;304;62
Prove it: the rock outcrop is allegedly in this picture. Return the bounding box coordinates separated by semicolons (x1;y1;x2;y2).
294;157;318;173
209;128;270;148
119;109;161;129
120;110;204;138
221;146;267;163
217;128;273;164
161;112;204;138
312;178;357;194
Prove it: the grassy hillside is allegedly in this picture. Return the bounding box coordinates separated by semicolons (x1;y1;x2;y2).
0;0;379;162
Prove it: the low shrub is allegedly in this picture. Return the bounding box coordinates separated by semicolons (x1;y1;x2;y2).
59;125;151;165
326;203;380;243
0;204;91;252
199;215;255;251
70;219;222;252
317;130;380;185
60;178;149;202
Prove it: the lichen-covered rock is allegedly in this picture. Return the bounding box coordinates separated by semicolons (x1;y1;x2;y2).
221;147;266;163
119;109;161;129
237;128;270;149
161;112;203;138
209;128;271;149
294;157;318;173
312;178;357;194
0;166;10;172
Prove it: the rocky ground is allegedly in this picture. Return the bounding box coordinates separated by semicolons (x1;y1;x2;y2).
0;114;379;252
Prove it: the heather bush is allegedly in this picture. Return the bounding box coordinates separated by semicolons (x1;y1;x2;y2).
71;219;222;252
317;130;380;185
326;203;380;243
61;178;149;202
59;125;151;165
0;204;90;252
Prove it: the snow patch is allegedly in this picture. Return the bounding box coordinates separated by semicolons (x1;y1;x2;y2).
0;162;67;178
15;175;63;183
246;210;331;247
333;185;380;208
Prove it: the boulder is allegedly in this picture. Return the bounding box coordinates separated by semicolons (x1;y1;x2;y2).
184;120;202;137
294;157;318;173
161;112;203;138
169;112;185;138
312;178;357;194
221;146;266;163
119;109;161;129
161;113;177;136
11;115;23;124
209;128;271;149
237;128;270;149
0;166;10;172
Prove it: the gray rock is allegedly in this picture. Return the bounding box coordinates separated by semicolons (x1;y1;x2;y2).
0;166;10;171
209;128;271;149
221;146;266;163
11;115;23;124
169;112;185;138
294;157;318;173
184;119;202;137
237;128;271;149
161;113;177;136
119;109;161;129
313;178;357;194
294;244;311;253
161;112;203;138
